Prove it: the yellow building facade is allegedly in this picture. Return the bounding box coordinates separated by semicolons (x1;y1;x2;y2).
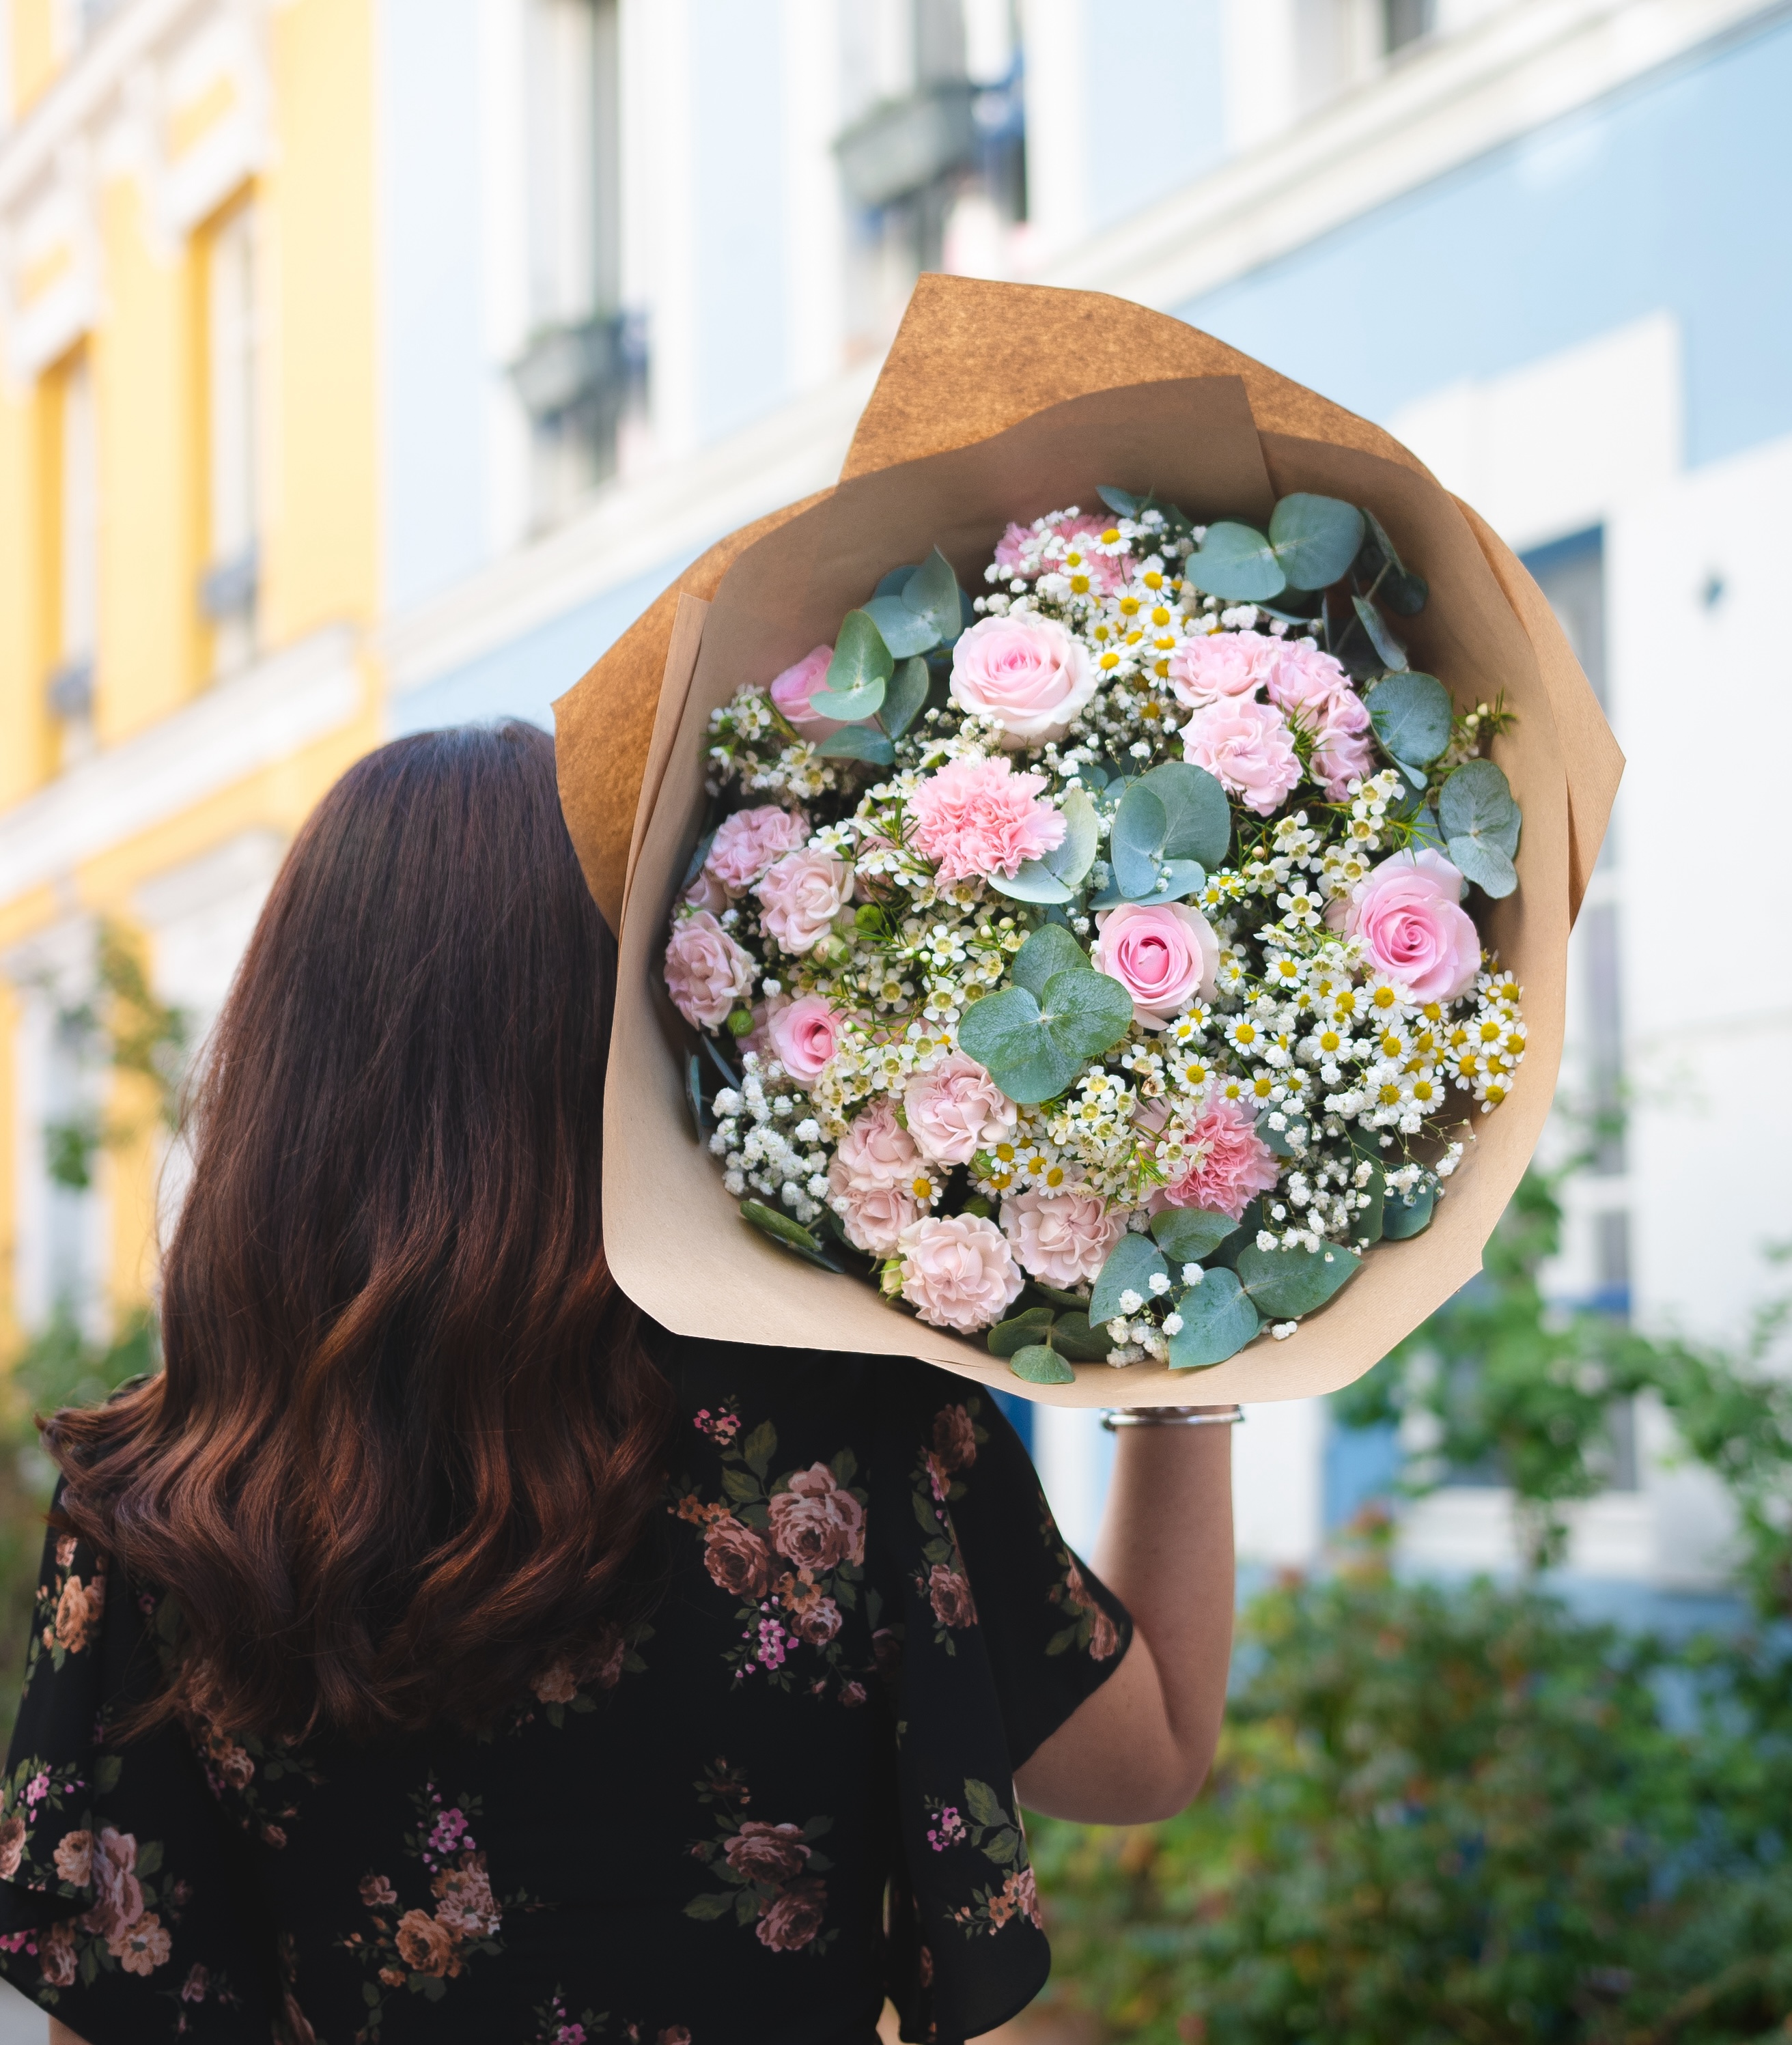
0;0;380;1346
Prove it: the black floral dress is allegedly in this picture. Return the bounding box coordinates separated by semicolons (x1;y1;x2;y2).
0;1339;1131;2045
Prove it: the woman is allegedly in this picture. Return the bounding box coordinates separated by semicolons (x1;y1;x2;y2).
0;724;1234;2044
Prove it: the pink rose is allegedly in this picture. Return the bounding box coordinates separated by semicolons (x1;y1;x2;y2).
906;755;1066;884
1153;1098;1280;1222
949;614;1097;746
765;994;843;1086
1167;627;1278;710
1339;849;1482;1002
769;645;844;737
768;1465;865;1572
897;1215;1024;1334
1310;689;1376;798
706;805;811;894
999;1185;1123;1289
1092;901;1220;1024
1263;637;1352;720
755;1877;828;1951
1181;697;1302;817
664;911;755;1030
680;866;729;915
755;850;853;954
904;1052;1017;1166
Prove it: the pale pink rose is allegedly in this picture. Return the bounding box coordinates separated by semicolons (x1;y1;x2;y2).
765;994;843;1086
949;614;1097;746
1092;901;1220;1024
1153;1098;1280;1222
1263;637;1352;720
897;1215;1024;1334
768;1465;865;1572
725;1821;811;1885
1167;628;1278;710
828;1176;922;1258
1310;689;1377;798
755;850;853;955
679;866;729;915
705;805;811;895
664;911;755;1030
904;1052;1017;1166
1339;849;1481;1003
1000;1186;1124;1289
769;645;844;737
756;1877;828;1951
81;1828;143;1944
1181;697;1302;817
906;755;1067;884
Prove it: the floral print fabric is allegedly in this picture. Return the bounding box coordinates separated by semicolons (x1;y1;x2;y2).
0;1342;1131;2045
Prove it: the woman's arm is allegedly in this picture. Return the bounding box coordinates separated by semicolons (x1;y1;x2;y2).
52;2022;91;2045
1013;1410;1235;1824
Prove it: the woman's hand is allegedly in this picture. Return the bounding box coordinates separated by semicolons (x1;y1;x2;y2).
1013;1409;1235;1825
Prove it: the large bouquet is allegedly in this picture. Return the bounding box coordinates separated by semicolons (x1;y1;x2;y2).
661;485;1527;1385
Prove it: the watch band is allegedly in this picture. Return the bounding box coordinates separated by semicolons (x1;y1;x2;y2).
1100;1405;1244;1430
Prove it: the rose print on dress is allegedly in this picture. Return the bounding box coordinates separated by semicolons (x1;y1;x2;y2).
1042;1510;1123;1662
24;1534;106;1683
683;1759;834;1956
909;1401;989;1653
530;1987;694;2042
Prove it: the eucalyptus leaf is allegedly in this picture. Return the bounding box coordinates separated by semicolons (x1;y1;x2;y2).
1188;521;1287;602
739;1199;849;1273
956;967;1134;1104
1236;1240;1362;1317
813;610;893;720
1439;758;1521;856
902;548;965;645
1207;1200;1262;1269
701;1034;741;1091
1358;509;1428;616
1149;1207;1239;1265
1090;1232;1171;1327
1167;1269;1262;1369
1097;485;1141;518
1448;835;1517;897
1033;1282;1093;1312
1257;1108;1311;1159
1050;1312;1114;1362
1112;783;1168;899
1011;922;1087;999
817;724;896;765
1136;761;1231;868
1009;1344;1076;1385
986;1306;1057;1358
986;860;1076;905
1269;493;1365;591
1368;672;1453;767
1146;859;1207;904
1353;594;1410;673
682;829;717;892
860;593;939;658
686;1051;707;1142
1408;805;1449;857
1382;1181;1436;1239
1043;787;1100;886
1356;1162;1387;1246
880;656;931;739
873;564;920;600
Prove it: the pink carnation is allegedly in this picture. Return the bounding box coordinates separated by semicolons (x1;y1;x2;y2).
755;851;853;954
765;994;843;1086
1310;690;1377;798
1092;901;1220;1024
1000;1187;1123;1290
1263;638;1352;721
1181;696;1302;817
897;1215;1024;1334
770;646;844;737
828;1098;925;1256
1338;849;1482;1003
1153;1099;1280;1222
1166;628;1278;711
664;912;755;1030
904;1052;1016;1166
906;756;1066;885
705;806;811;895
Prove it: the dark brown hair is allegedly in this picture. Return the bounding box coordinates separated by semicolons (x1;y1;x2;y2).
46;722;674;1738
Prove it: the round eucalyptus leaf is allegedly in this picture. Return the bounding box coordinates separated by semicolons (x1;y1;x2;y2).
1167;1269;1261;1369
1236;1241;1362;1317
1043;787;1100;886
902;548;965;645
1009;1344;1077;1385
956;966;1132;1103
1367;672;1453;767
1011;922;1087;999
1147;859;1207;904
1149;1207;1238;1265
1355;1162;1386;1246
1090;1232;1171;1327
1097;485;1141;518
1049;1312;1114;1362
1353;594;1410;673
1111;783;1168;900
986;860;1076;906
860;593;939;658
739;1198;849;1273
1188;522;1287;602
1269;493;1365;591
873;564;920;600
1381;1181;1436;1239
1256;1108;1311;1159
985;1305;1057;1358
1136;761;1231;868
813;610;893;720
816;724;895;766
1438;758;1520;855
880;656;931;739
1447;834;1517;898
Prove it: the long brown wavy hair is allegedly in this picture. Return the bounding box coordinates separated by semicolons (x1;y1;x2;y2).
46;722;675;1739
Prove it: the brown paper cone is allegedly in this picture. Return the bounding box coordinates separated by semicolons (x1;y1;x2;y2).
555;279;1621;1407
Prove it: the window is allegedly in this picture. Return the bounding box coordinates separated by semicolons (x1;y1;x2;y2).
511;0;636;528
1383;0;1436;54
46;348;98;754
200;199;260;675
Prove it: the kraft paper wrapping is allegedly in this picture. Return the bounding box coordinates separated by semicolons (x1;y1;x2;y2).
554;278;1621;1407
